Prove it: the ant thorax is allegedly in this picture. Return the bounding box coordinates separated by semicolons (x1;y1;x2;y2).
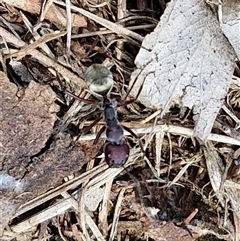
103;98;117;119
102;97;124;145
96;96;117;109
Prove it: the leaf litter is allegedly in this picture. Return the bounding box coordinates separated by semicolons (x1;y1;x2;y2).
0;0;240;240
130;0;236;141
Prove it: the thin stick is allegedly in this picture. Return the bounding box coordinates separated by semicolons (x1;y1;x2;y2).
222;104;240;129
155;131;165;177
71;24;156;39
182;208;199;226
62;192;106;241
7;30;67;60
15;163;108;217
53;0;143;42
116;0;127;60
11;198;73;233
20;11;55;58
109;188;126;241
65;0;72;52
78;123;240;146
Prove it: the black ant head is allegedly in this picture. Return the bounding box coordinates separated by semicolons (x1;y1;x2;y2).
104;142;129;167
84;64;113;98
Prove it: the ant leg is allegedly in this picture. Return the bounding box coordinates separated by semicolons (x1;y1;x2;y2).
93;125;106;144
117;77;144;107
124;70;143;100
76;116;102;140
117;98;135;108
122;125;145;154
65;90;96;105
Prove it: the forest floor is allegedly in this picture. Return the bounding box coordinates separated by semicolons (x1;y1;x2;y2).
0;0;240;241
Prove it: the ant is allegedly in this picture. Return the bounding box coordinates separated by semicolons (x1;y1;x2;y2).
66;64;143;167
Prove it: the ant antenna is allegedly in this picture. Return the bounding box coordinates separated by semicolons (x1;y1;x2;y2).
124;70;144;101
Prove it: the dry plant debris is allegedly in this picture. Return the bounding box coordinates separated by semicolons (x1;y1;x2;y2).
0;0;240;241
2;0;87;28
130;0;236;141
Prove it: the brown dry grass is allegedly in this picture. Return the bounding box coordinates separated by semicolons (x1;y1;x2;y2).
0;1;240;241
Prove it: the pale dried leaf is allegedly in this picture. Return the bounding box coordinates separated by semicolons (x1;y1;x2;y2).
85;187;104;212
202;141;224;193
203;141;240;220
222;0;240;60
224;181;240;219
130;0;236;140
